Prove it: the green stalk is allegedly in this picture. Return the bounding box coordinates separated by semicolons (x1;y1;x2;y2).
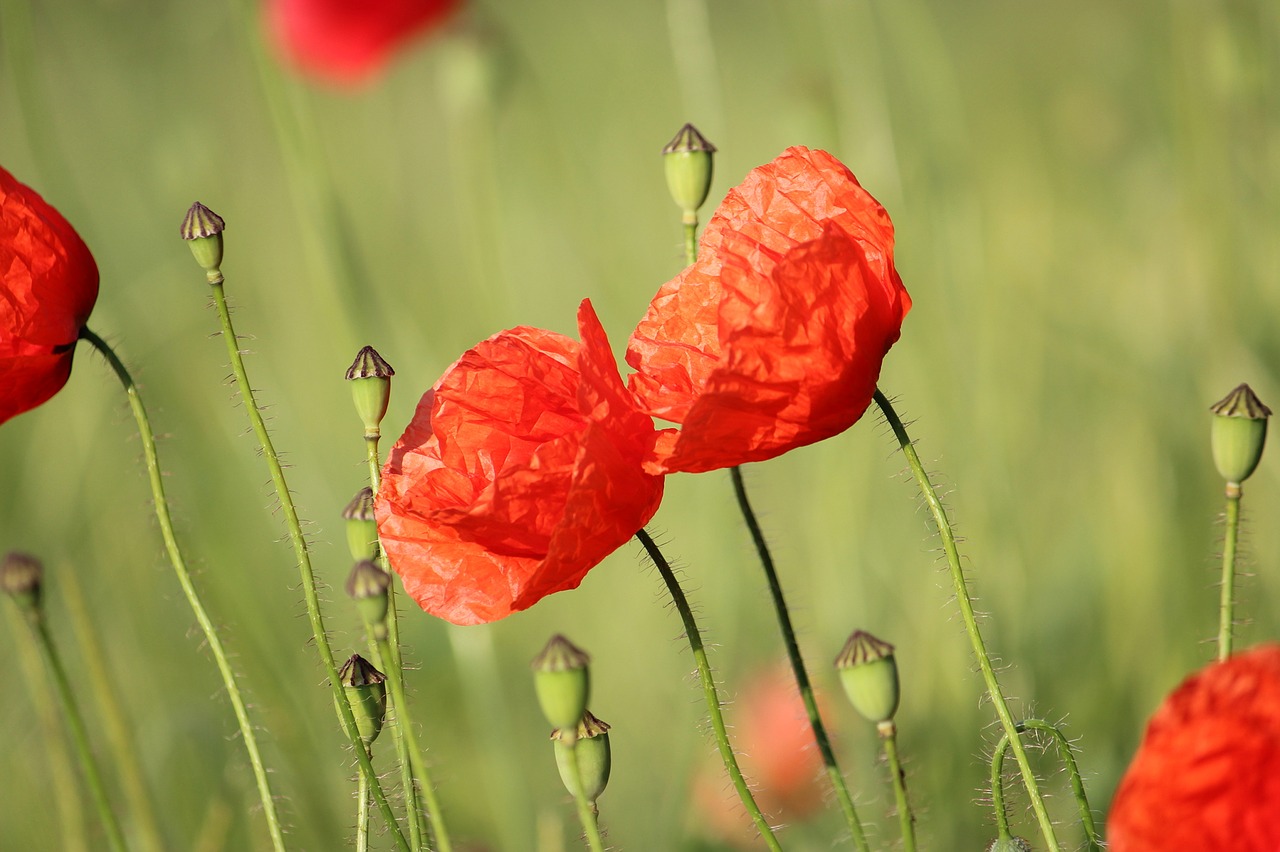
1218;483;1242;661
19;607;128;852
562;742;606;852
729;467;870;850
991;720;1101;851
878;721;916;852
873;389;1061;851
356;771;371;852
634;529;783;852
82;328;287;852
681;221;698;267
203;281;409;852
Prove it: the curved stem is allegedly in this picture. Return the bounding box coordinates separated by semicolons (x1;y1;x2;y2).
873;389;1061;851
878;721;916;852
82;327;287;852
563;743;606;852
634;528;783;852
991;720;1101;851
729;467;870;850
24;610;128;852
204;282;409;852
1218;483;1242;661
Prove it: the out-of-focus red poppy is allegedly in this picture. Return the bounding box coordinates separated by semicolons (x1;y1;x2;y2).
266;0;460;85
1108;644;1280;851
693;663;829;846
376;300;663;625
626;146;912;474
1;167;99;426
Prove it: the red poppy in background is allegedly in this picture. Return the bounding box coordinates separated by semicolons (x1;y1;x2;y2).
376;300;663;625
266;0;460;85
626;146;912;474
1;167;99;425
1108;644;1280;851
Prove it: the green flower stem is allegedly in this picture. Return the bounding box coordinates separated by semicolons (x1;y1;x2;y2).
17;606;128;852
991;720;1101;851
682;221;698;267
634;528;783;852
563;741;607;852
356;769;371;852
82;328;287;852
1218;482;1243;661
878;721;916;852
729;467;870;850
364;436;453;852
873;389;1061;851
204;281;409;852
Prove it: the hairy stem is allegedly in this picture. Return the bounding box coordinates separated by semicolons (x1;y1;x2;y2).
1218;482;1242;661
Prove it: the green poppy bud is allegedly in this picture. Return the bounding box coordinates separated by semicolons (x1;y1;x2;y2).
552;710;611;804
345;346;395;438
835;630;900;724
1;551;43;615
342;486;379;561
662;123;716;224
346;560;391;639
338;654;387;746
1210;383;1270;485
985;837;1033;852
531;634;591;732
180;202;225;281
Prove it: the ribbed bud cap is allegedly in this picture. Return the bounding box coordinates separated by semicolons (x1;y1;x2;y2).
532;634;591;732
552;709;612;804
346;346;394;437
1210;383;1270;484
338;654;387;746
1;552;43;613
835;630;900;723
662;123;716;220
180;202;225;276
343;487;379;561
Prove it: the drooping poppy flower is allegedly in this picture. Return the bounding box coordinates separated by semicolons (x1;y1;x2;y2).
266;0;460;85
1108;644;1280;851
626;146;912;474
1;167;99;425
376;300;663;625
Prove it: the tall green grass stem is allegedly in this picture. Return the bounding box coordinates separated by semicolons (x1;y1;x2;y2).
563;743;606;852
878;720;916;852
729;466;870;850
634;528;783;852
1218;483;1242;661
873;389;1061;851
20;608;128;852
82;327;287;852
203;282;409;852
990;720;1101;851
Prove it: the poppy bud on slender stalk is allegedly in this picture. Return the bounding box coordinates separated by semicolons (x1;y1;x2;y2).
346;560;391;640
532;635;591;737
1210;383;1270;485
835;630;900;724
552;710;612;804
343;487;379;561
1;551;44;617
345;346;394;439
662;123;716;224
338;654;387;746
180;202;226;282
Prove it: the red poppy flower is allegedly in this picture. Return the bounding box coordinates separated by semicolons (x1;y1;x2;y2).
376;300;663;625
1108;644;1280;851
626;146;912;474
266;0;460;85
1;166;99;425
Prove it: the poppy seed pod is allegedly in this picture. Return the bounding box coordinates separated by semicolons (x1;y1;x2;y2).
346;560;391;637
342;486;379;561
986;838;1033;852
337;654;387;746
552;710;611;804
835;630;900;724
532;635;591;733
180;202;225;279
1210;383;1270;485
662;123;716;223
346;346;394;438
1;552;43;614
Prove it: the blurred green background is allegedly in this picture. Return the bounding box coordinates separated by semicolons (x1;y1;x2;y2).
3;0;1279;849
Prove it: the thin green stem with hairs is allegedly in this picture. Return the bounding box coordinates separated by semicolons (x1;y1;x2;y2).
356;771;371;852
991;720;1101;851
1218;482;1242;661
878;720;916;852
634;528;784;852
82;327;287;852
873;389;1062;851
203;280;409;852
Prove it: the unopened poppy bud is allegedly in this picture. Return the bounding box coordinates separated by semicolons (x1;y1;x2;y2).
338;654;387;746
835;630;900;723
985;837;1033;852
346;559;391;638
180;202;225;279
346;346;395;438
342;487;379;561
531;634;591;732
1210;383;1270;485
662;123;716;223
1;551;43;614
552;710;611;804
